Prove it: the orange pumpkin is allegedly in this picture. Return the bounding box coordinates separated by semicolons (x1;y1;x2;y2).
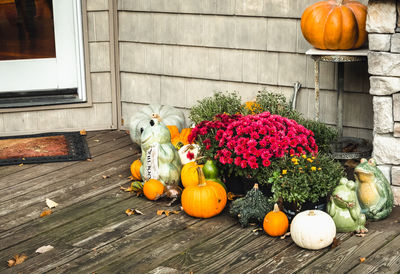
167;125;180;140
181;161;203;188
130;159;142;181
181;167;227;218
143;179;165;201
300;0;367;50
263;204;289;237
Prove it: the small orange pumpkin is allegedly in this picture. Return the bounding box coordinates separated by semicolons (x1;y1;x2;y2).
181;161;203;188
143;179;165;201
130;159;142;181
300;0;367;50
181;167;227;218
263;204;289;237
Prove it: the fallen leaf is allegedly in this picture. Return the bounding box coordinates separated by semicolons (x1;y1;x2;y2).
157;210;181;217
128;175;134;180
93;139;100;143
102;175;110;179
80;129;87;135
280;232;291;240
355;233;366;237
40;209;52;218
227;192;244;201
87;158;93;162
331;237;341;249
46;198;58;209
252;228;263;233
360;257;366;263
18;163;24;167
7;254;27;267
125;208;144;216
35;245;54;254
118;175;123;178
125;130;130;135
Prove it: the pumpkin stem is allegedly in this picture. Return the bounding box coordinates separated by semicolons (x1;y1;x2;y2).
273;203;280;213
151;113;162;122
197;167;207;187
308;210;316;216
336;0;343;5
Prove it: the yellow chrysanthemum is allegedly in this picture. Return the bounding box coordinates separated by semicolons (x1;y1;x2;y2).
282;170;287;175
311;166;316;171
307;158;313;163
302;154;307;159
318;167;322;171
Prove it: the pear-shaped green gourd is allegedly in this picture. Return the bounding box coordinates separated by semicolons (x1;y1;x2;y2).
202;159;226;191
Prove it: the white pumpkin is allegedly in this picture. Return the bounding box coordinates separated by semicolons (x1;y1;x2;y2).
178;144;200;165
129;104;186;145
290;210;336;250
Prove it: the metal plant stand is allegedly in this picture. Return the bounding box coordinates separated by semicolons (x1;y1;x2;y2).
306;48;371;159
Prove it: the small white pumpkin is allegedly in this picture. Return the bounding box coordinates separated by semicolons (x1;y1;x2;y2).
178;144;200;165
290;210;336;250
129;104;186;145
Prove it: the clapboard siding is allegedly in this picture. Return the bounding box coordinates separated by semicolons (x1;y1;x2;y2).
0;0;115;136
118;0;372;139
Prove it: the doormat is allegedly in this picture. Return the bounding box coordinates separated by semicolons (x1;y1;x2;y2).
0;132;91;166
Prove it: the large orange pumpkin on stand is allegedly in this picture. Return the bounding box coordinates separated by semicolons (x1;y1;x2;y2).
300;0;367;50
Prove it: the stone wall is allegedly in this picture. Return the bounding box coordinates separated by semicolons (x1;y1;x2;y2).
367;0;400;204
118;0;372;140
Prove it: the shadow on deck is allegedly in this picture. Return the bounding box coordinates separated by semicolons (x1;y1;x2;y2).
0;130;399;273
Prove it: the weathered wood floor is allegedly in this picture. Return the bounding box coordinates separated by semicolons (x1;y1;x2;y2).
1;130;400;273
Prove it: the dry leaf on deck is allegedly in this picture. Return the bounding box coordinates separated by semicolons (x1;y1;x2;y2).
93;139;100;143
280;232;291;240
331;237;341;249
125;208;144;216
87;158;93;162
46;198;58;209
125;130;130;135
35;245;54;254
157;210;181;217
118;175;123;178
252;228;263;233
80;129;87;135
18;163;23;167
40;209;52;218
7;254;27;267
360;257;366;263
102;175;110;179
227;192;244;201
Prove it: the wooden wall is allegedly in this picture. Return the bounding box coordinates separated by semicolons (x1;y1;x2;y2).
118;0;373;140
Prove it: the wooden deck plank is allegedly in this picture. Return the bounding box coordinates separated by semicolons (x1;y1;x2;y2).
0;130;133;191
93;214;237;273
54;209;200;273
349;234;400;273
248;233;351;274
297;207;400;273
0;137;137;205
161;223;292;274
0;194;155;272
0;183;132;252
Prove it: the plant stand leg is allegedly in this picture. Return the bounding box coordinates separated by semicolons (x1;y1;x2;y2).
337;62;344;137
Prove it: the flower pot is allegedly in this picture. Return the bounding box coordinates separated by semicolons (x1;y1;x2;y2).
226;176;272;197
282;198;327;223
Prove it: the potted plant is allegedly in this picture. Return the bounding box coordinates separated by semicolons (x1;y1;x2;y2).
188;112;319;194
268;153;345;221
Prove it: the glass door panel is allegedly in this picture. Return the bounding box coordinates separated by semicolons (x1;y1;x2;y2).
0;0;55;60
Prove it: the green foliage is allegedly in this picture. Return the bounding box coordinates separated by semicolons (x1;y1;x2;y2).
246;91;303;121
269;154;345;207
189;91;243;125
229;183;274;227
300;119;338;154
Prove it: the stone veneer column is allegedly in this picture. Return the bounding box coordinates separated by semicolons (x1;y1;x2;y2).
367;0;400;204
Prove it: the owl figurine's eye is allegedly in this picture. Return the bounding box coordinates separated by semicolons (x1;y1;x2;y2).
150;120;155;126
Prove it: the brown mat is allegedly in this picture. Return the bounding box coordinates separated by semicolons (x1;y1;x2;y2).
0;132;90;166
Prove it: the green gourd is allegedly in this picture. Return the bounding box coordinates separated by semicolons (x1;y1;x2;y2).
229;183;274;227
202;159;227;191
